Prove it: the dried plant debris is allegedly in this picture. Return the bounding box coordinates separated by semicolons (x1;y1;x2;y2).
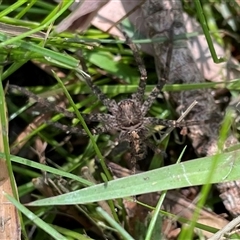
141;0;240;218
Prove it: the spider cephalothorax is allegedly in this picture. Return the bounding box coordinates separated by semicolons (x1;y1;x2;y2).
116;99;143;130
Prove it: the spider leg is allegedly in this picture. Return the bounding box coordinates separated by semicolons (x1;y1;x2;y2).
77;52;118;114
84;113;120;131
46;121;87;135
83;113;113;122
122;33;147;104
47;113;118;136
9;85;116;124
46;121;114;136
144;117;201;128
8;84;76;119
141;23;175;116
145;138;162;155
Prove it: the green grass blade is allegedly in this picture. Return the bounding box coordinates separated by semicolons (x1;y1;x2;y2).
14;0;38;19
0;32;79;70
145;146;187;240
4;193;68;240
0;0;28;18
27;149;240;206
182;110;234;239
0;152;92;186
97;207;134;240
53;70;112;181
194;0;225;63
0;1;73;47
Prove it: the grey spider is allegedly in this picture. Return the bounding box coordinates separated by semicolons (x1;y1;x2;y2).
72;29;199;173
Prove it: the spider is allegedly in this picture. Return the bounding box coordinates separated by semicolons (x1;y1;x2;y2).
70;23;200;173
8;23;200;174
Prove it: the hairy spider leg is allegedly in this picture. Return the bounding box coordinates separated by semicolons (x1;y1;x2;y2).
47;120;112;136
9;85;115;121
47;113;117;136
123;33;147;104
141;23;175;116
77;51;118;114
83;113;113;122
9;84;119;134
45;121;86;135
85;113;119;132
8;84;76;119
9;85;112;123
144;117;201;128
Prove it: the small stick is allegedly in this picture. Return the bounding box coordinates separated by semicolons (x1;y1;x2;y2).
159;100;198;143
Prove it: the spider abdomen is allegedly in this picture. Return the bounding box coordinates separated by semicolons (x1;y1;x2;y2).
130;131;147;161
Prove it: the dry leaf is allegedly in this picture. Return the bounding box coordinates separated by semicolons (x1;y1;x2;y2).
55;0;109;33
55;0;240;82
0;88;20;240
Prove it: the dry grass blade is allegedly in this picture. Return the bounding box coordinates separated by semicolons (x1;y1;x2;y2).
0;86;20;239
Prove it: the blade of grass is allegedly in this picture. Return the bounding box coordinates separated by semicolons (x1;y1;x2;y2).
0;1;73;47
0;32;79;75
0;0;28;18
4;192;68;240
65;31;199;44
0;54;25;238
52;70;112;182
0;152;92;186
53;71;121;222
145;146;187;240
182;109;234;240
14;0;38;19
97;207;134;240
27;149;240;206
48;224;93;240
68;79;240;95
0;22;46;38
194;0;225;63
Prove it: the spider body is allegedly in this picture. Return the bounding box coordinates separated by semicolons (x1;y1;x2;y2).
115;99;147;158
116;99;143;130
